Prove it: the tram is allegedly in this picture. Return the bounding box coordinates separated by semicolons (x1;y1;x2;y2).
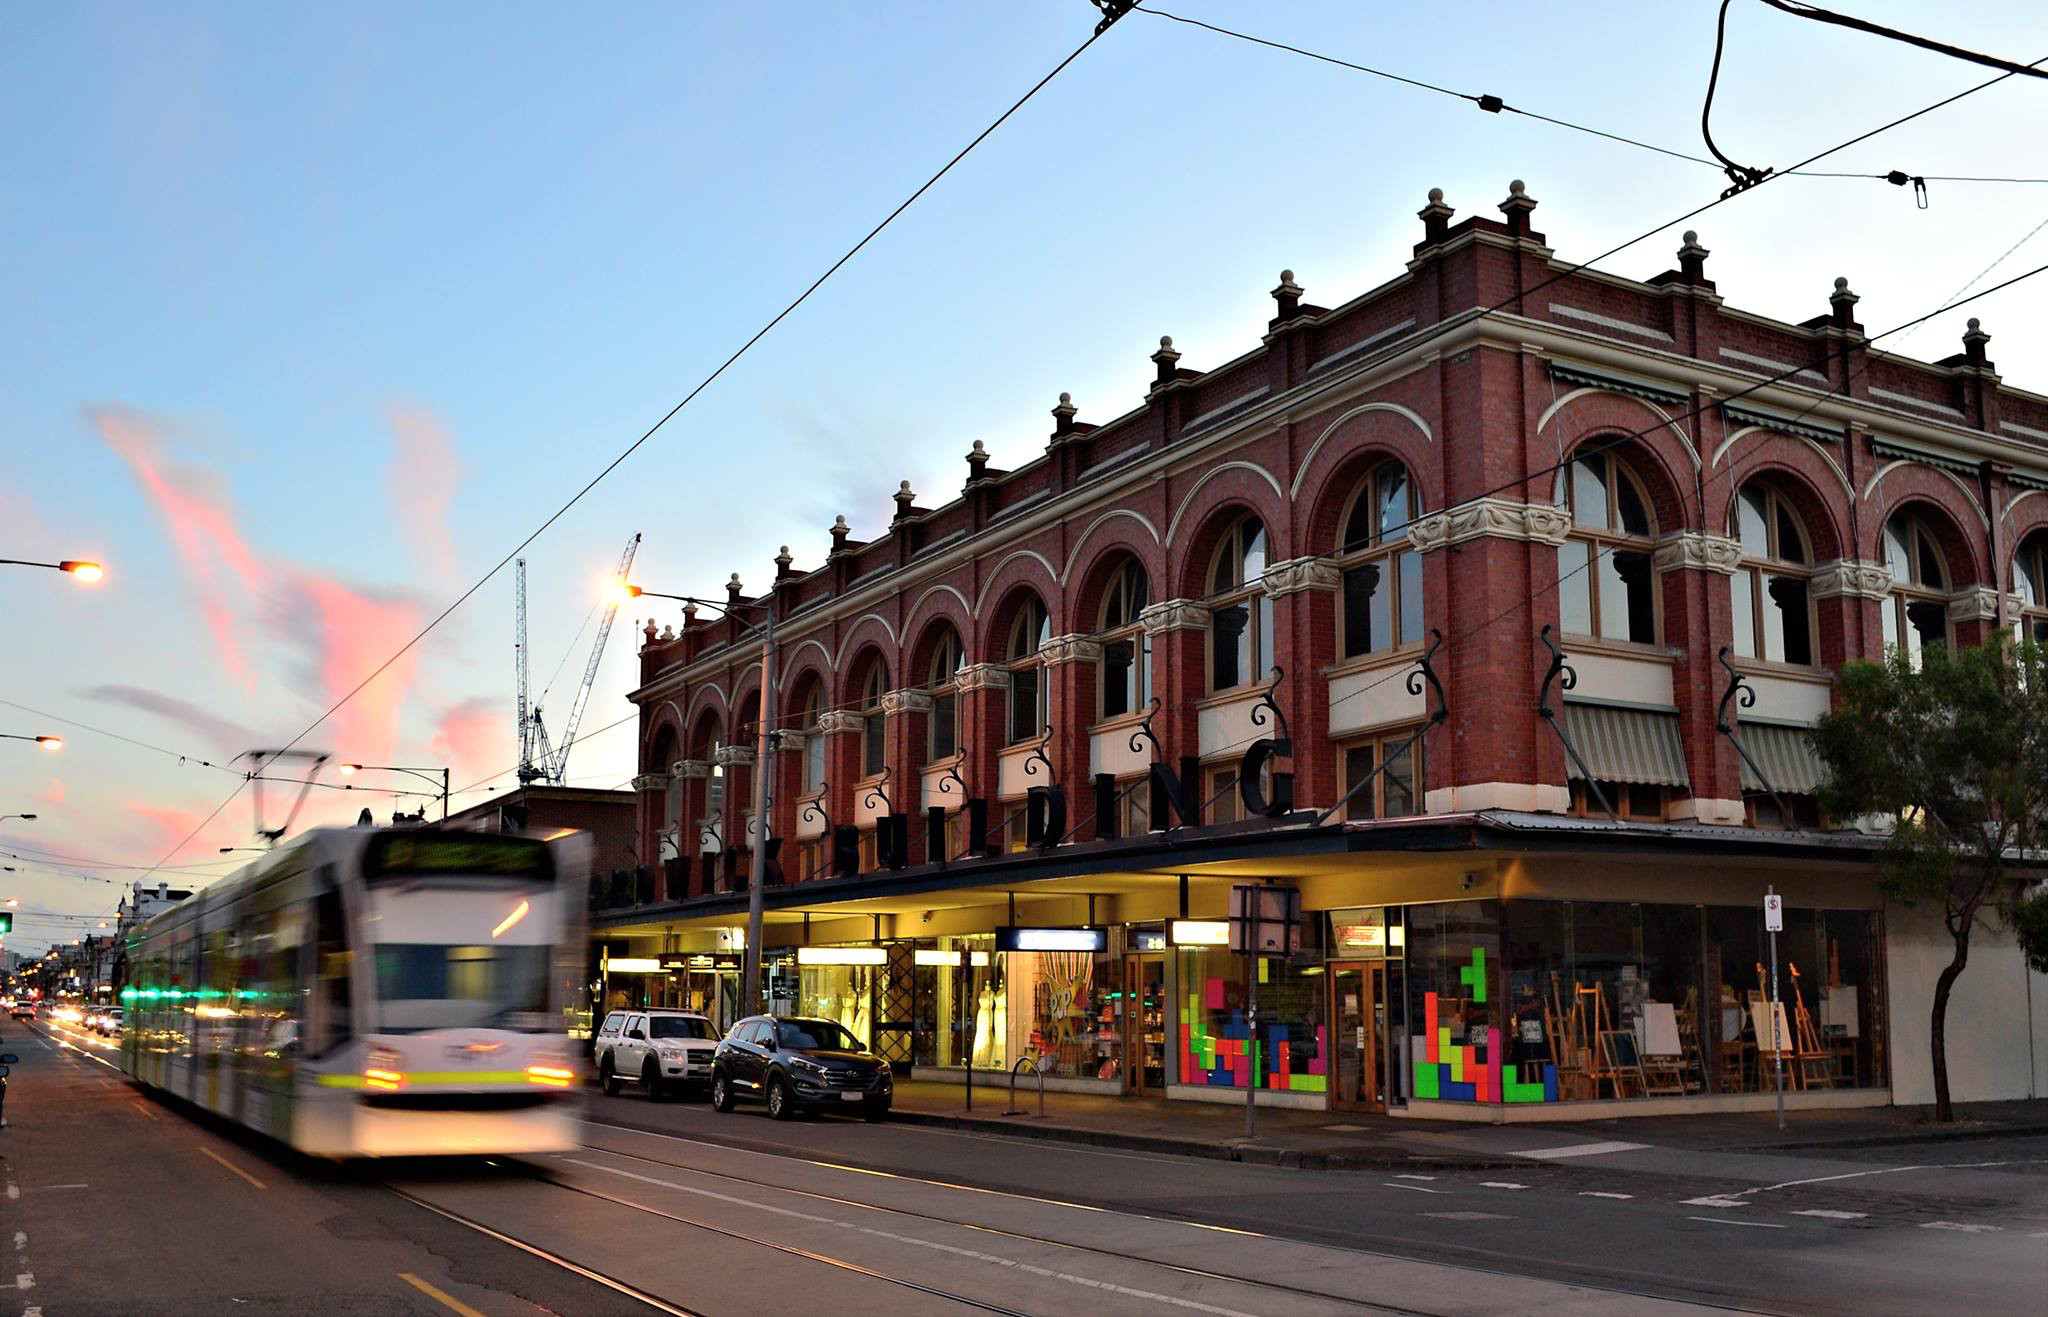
120;826;589;1157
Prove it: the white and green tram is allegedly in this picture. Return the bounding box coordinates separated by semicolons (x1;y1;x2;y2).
121;826;589;1157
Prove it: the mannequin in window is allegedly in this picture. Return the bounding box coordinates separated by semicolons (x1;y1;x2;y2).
973;983;997;1068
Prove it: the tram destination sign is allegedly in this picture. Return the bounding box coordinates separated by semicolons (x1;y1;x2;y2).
363;833;554;882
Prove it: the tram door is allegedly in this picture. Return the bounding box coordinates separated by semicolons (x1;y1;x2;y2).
1124;955;1166;1095
1330;962;1385;1112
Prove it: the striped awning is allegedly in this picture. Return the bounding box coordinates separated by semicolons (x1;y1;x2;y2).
1736;722;1828;794
1560;701;1690;787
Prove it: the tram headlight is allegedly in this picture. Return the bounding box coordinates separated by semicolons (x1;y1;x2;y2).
364;1046;406;1091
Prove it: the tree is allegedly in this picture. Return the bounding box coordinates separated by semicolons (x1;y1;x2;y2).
1812;632;2048;1122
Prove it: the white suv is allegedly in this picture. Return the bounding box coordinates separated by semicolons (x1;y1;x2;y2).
594;1009;721;1100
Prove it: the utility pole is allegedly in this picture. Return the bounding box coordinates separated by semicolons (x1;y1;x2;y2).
742;610;777;1017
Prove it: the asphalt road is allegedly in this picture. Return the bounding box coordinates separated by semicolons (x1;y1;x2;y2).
6;1019;2046;1316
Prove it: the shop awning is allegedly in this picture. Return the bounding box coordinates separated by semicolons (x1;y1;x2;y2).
1560;701;1689;787
1737;721;1828;794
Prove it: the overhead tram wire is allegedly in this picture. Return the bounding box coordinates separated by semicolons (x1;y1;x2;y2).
1756;0;2048;82
252;9;1136;780
1136;8;2048;189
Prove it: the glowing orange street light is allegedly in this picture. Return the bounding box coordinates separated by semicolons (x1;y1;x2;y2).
0;557;105;583
1;734;61;752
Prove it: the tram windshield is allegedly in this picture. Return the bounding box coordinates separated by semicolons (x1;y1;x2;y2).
366;883;558;1034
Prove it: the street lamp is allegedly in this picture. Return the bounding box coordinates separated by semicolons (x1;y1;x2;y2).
218;847;266;855
337;763;451;819
616;578;777;1015
0;558;104;583
0;815;37;825
0;735;61;752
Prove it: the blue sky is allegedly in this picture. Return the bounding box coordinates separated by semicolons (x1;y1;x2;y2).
1;2;2043;951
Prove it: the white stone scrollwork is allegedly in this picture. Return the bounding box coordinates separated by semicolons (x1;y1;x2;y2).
1406;497;1572;553
673;758;713;780
631;773;670;792
1038;633;1105;666
1808;559;1894;601
1137;598;1210;635
1946;587;2023;623
1651;532;1743;576
880;687;936;716
952;662;1013;693
1258;556;1343;598
815;709;865;736
712;744;755;768
768;730;807;755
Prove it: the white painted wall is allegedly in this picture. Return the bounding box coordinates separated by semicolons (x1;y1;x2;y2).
1885;901;2046;1105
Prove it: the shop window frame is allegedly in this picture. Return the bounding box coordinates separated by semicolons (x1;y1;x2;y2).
1555;450;1660;646
1337;461;1426;661
1097;556;1152;722
1206;514;1276;693
926;626;966;761
1729;482;1817;668
1881;511;1952;667
1337;728;1424;820
1006;596;1051;745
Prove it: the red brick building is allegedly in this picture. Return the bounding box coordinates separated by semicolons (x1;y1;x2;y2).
614;183;2048;1120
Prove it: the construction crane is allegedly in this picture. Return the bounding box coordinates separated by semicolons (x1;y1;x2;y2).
516;533;640;785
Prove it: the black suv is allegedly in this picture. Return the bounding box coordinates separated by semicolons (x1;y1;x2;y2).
711;1015;892;1120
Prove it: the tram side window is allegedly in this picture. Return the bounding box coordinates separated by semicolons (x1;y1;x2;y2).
307;886;353;1056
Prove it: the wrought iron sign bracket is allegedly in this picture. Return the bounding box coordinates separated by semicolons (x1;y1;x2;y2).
1717;646;1794;826
1315;629;1447;825
1536;625;1619;823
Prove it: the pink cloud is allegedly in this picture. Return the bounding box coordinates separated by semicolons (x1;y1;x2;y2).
124;799;233;863
431;695;511;785
388;408;461;581
92;405;265;683
276;573;421;766
33;778;64;807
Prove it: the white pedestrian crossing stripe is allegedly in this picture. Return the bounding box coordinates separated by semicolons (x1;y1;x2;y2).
1515;1140;1649;1160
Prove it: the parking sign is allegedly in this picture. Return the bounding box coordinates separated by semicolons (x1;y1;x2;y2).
1764;893;1783;932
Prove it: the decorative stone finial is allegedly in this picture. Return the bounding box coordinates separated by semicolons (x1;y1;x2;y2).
642;617;659;644
1499;178;1538;236
829;513;851;555
1418;186;1455;244
726;572;744;604
1962;316;1992;368
775;544;794;579
1676;229;1710;284
1830;275;1861;329
965;439;990;484
1151;334;1183;388
893;480;917;519
1051;391;1078;436
1271;270;1304;321
682;600;698;626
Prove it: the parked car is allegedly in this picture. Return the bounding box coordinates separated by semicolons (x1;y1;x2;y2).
593;1008;720;1099
711;1015;892;1121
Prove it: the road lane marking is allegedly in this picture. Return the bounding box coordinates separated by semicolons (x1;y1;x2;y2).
1424;1211;1512;1221
1393;1173;1437;1181
198;1146;267;1190
1513;1140;1648;1160
1479;1182;1528;1190
1731;1158;2048;1200
1922;1221;2000;1233
400;1273;486;1317
1384;1182;1446;1193
1681;1195;1747;1208
1791;1210;1866;1220
1685;1217;1785;1229
1578;1192;1634;1200
37;1185;86;1191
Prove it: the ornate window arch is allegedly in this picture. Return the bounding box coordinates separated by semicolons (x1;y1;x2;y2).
797;680;827;794
1882;510;1951;666
1006;595;1050;743
1730;482;1815;665
1338;461;1423;658
1097;556;1151;719
1556;449;1658;644
926;624;966;759
2017;530;2048;646
1207;514;1274;691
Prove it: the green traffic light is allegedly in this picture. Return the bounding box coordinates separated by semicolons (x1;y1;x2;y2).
0;912;12;934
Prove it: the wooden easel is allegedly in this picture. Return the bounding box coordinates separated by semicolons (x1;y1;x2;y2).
1545;972;1595;1100
1787;963;1834;1090
1577;982;1620;1098
1675;986;1708;1093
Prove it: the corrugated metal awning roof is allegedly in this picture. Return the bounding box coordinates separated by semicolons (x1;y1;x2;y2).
1560;701;1690;787
1737;722;1828;794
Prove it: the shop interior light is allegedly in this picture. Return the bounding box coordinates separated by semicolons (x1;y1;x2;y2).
913;949;961;967
1169;919;1230;947
605;957;664;973
796;946;887;966
995;926;1107;953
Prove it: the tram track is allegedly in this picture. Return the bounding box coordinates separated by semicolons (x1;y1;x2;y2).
568;1125;1409;1315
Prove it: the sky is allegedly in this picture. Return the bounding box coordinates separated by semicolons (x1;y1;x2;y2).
1;2;2044;954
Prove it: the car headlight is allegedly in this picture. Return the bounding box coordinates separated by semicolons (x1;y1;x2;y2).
789;1055;825;1074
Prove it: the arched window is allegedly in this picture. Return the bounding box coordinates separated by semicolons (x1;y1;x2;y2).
927;626;965;759
859;662;889;777
1557;451;1657;644
1730;483;1814;665
1882;511;1950;666
1006;597;1050;743
1339;462;1423;657
1208;515;1274;691
1098;557;1151;719
799;683;827;794
2018;532;2048;646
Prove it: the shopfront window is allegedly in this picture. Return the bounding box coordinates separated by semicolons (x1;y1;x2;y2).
796;951;878;1050
1177;940;1328;1095
931;935;1002;1070
1011;945;1124;1080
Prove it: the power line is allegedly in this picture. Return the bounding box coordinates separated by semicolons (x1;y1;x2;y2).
1758;1;2048;81
0;698;245;777
254;9;1133;779
1138;7;2048;190
1894;214;2048;344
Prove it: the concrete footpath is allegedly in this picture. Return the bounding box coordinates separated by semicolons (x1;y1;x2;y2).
883;1076;2048;1170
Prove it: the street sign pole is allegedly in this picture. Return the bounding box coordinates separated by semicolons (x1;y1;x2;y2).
1766;886;1786;1132
1245;958;1259;1141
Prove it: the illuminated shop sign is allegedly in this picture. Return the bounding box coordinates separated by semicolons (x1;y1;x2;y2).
993;926;1107;953
795;946;888;966
1167;920;1230;946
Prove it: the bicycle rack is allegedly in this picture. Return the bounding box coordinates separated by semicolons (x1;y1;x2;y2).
1003;1056;1046;1118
